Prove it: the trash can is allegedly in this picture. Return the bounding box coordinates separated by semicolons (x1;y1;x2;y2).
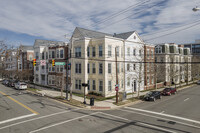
90;97;94;106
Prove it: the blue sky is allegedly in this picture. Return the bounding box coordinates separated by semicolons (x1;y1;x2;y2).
0;0;200;46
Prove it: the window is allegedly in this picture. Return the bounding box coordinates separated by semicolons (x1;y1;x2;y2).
60;49;64;58
147;63;149;72
121;63;123;72
108;45;112;57
99;45;103;57
155;46;162;53
151;76;154;84
92;63;96;73
57;50;59;58
29;54;33;60
127;78;130;86
60;65;64;72
133;64;136;70
116;47;119;57
108;81;112;91
75;80;81;90
36;52;39;59
161;57;164;63
99;63;103;74
87;46;90;57
52;51;55;58
147;50;149;57
99;80;103;91
75;63;81;74
92;80;96;90
35;74;39;82
88;63;90;74
56;65;59;72
127;64;130;71
133;49;136;56
139;50;142;56
127;48;130;56
42;65;45;70
147;76;149;84
52;66;55;72
41;75;45;81
92;47;96;57
121;80;123;88
49;65;51;72
75;47;81;57
46;52;48;59
108;63;112;73
88;80;90;90
151;50;153;58
36;65;39;71
155;57;157;62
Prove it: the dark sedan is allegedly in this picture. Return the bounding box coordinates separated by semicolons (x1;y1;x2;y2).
144;91;162;102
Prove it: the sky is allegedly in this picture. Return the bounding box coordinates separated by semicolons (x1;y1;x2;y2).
0;0;200;46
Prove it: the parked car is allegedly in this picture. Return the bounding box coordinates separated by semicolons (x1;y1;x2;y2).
162;88;177;96
8;80;18;87
144;91;162;101
15;82;27;90
197;80;200;85
3;79;10;86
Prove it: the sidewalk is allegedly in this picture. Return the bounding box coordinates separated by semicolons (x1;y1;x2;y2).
29;81;196;110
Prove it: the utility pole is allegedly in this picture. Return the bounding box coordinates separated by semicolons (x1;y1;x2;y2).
66;47;69;100
115;47;118;104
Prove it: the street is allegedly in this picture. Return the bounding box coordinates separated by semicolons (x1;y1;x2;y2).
0;83;200;133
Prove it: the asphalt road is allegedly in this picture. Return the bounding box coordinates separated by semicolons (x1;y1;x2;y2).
0;83;200;133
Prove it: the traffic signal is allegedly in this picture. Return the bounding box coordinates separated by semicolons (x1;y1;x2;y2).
33;59;36;66
52;59;55;66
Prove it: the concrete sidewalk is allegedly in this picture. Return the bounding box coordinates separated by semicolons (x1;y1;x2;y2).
31;81;196;110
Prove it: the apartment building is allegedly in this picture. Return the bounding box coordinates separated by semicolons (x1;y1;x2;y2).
144;44;155;90
180;40;200;80
5;49;18;78
69;27;147;97
48;43;68;90
0;52;5;78
18;45;34;81
33;39;64;85
155;43;191;85
114;31;145;93
70;27;124;97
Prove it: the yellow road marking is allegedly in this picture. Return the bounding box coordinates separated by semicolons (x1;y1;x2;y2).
0;91;39;115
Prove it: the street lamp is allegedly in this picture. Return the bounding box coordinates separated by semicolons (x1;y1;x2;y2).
193;7;200;12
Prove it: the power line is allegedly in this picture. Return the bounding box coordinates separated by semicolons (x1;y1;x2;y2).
141;18;200;37
100;1;165;30
90;0;151;27
145;21;200;41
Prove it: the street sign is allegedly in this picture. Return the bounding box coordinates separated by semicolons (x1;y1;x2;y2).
115;84;119;87
115;86;119;91
55;62;66;65
40;60;46;66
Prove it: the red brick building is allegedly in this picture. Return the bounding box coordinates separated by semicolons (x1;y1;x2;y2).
144;44;155;90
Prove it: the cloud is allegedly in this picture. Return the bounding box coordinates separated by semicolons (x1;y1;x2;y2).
0;0;199;44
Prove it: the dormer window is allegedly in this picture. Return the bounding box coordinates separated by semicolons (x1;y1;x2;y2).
134;36;136;40
155;46;162;54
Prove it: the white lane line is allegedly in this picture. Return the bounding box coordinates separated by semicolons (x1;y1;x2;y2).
0;114;36;125
119;109;200;129
160;111;165;114
99;112;130;121
0;108;80;130
184;98;190;102
29;112;100;133
100;112;176;133
125;107;200;125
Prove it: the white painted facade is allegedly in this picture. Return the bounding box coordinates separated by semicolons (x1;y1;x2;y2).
33;46;49;85
124;32;144;93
